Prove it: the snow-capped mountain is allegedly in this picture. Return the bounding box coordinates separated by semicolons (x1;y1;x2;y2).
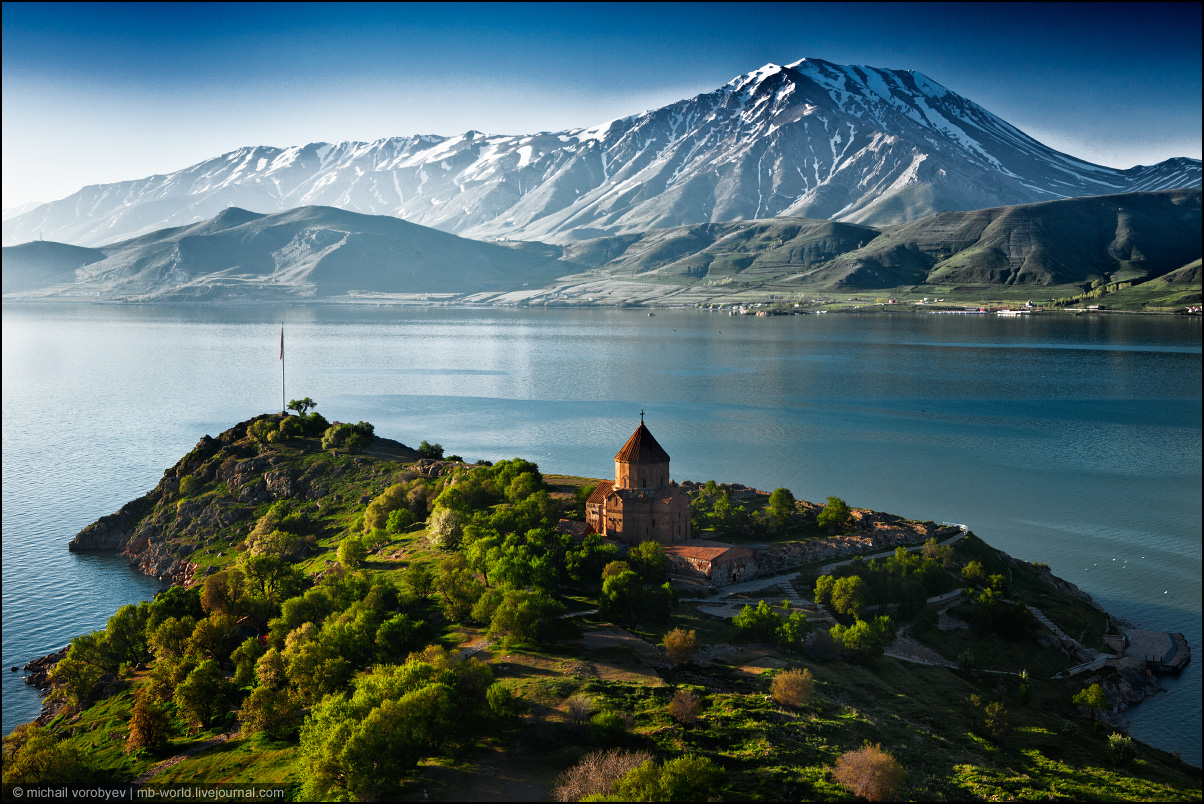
5;58;1200;247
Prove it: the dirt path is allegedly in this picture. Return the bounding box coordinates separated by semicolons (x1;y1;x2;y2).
131;731;236;785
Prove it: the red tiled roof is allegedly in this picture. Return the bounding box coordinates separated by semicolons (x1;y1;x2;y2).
664;539;751;562
615;423;670;463
585;480;614;505
555;519;591;538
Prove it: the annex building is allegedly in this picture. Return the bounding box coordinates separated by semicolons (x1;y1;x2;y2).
585;420;692;544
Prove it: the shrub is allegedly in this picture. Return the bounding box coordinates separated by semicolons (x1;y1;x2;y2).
668;689;701;725
178;474;203;496
833;744;903;802
322;421;374;451
970;694;1011;738
247;418;279;445
614;754;725;802
589;711;631;743
552;749;654;802
275;415;304;440
805;629;842;661
1073;683;1109;721
566;694;594;727
1107;732;1137;764
771;668;814;708
662;628;698;665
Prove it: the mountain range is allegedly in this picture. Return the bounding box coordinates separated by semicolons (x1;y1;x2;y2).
4;58;1199;249
0;206;569;300
5;190;1197;302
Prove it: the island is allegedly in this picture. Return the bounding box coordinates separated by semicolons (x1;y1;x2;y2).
5;410;1199;801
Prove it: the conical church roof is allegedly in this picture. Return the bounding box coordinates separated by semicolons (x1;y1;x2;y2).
615;422;670;463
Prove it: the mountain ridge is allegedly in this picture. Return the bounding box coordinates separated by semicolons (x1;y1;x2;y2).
4;57;1199;248
4;190;1197;304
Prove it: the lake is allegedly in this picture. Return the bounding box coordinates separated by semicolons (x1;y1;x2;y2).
2;303;1200;765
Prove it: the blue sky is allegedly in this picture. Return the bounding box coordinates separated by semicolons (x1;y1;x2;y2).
3;1;1201;207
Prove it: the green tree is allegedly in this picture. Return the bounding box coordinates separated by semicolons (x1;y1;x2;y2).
487;589;565;644
434;554;484;621
148;616;195;661
418;440;445;459
186;614;239;661
231;636;266;687
776;611;810;653
287;397;317;417
1107;732;1137;765
505;471;540;502
830;616;894;662
105;603;150;667
628;541;668;581
600;569;671;627
817;496;850;532
247;418;279;446
767;487;795;528
386;508;414;534
240;685;301;740
201;568;250;619
1073;683;1110;721
338;535;367;569
240;553;304;602
174;659;233;730
830;575;867;618
45;649;103;709
274;415;304;440
813;574;834;607
298;662;460;800
732;601;783;643
2;724;89;785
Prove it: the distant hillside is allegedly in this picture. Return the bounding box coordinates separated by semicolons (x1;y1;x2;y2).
822;189;1201;288
563;218;880;281
1;241;106;295
3;206;580;301
5;191;1199;304
568;189;1202;291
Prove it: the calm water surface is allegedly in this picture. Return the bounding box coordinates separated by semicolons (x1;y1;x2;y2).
3;304;1200;764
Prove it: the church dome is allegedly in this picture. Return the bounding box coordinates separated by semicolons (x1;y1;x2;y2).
615;422;670;463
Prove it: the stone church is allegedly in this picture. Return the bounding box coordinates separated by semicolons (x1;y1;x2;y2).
585;419;692;544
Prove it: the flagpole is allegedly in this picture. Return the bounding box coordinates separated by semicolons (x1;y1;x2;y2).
280;324;285;414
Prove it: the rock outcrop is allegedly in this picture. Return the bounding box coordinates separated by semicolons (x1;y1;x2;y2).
69;416;292;583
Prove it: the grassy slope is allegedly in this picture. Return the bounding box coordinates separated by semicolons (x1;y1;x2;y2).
31;433;1202;801
546;191;1201;308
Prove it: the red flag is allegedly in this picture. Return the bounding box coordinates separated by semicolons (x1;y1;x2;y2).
279;327;284;360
